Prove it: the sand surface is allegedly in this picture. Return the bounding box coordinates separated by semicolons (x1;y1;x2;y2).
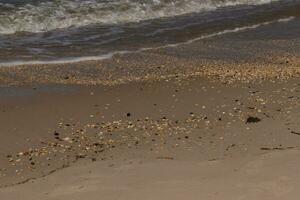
1;76;300;199
1;18;300;199
1;149;300;200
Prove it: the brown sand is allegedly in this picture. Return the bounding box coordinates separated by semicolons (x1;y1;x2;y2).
2;150;300;200
1;20;300;199
0;76;300;199
0;27;300;87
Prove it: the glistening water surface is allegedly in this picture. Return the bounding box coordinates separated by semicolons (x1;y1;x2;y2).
0;0;299;65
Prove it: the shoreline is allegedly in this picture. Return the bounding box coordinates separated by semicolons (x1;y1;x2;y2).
0;15;296;68
0;49;299;86
0;16;299;87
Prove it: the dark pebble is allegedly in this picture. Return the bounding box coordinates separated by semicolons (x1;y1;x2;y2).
260;147;271;150
246;116;261;123
291;131;300;136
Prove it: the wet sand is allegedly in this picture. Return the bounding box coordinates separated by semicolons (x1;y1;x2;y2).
0;17;300;86
1;18;300;199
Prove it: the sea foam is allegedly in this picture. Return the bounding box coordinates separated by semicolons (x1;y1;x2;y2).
0;0;277;34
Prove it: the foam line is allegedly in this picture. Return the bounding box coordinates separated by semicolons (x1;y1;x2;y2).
0;16;294;67
0;0;278;34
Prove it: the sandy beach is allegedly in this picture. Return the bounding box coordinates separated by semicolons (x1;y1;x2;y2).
1;74;300;199
0;7;300;199
2;150;300;200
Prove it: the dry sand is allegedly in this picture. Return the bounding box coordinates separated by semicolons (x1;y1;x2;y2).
1;76;300;199
2;150;300;200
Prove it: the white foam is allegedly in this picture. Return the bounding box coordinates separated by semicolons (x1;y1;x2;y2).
0;0;278;34
164;16;296;47
0;52;120;67
0;16;294;67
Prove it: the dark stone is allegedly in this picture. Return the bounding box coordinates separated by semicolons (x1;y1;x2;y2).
260;147;272;151
246;116;261;123
291;131;300;136
126;113;131;117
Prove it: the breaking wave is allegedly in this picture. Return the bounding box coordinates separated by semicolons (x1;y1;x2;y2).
0;16;294;67
0;0;277;34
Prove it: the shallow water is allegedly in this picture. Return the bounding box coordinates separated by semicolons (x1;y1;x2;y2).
0;0;299;65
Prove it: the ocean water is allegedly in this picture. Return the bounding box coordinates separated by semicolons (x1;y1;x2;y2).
0;0;299;65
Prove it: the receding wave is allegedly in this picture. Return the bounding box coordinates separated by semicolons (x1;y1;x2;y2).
0;0;277;34
0;16;294;67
